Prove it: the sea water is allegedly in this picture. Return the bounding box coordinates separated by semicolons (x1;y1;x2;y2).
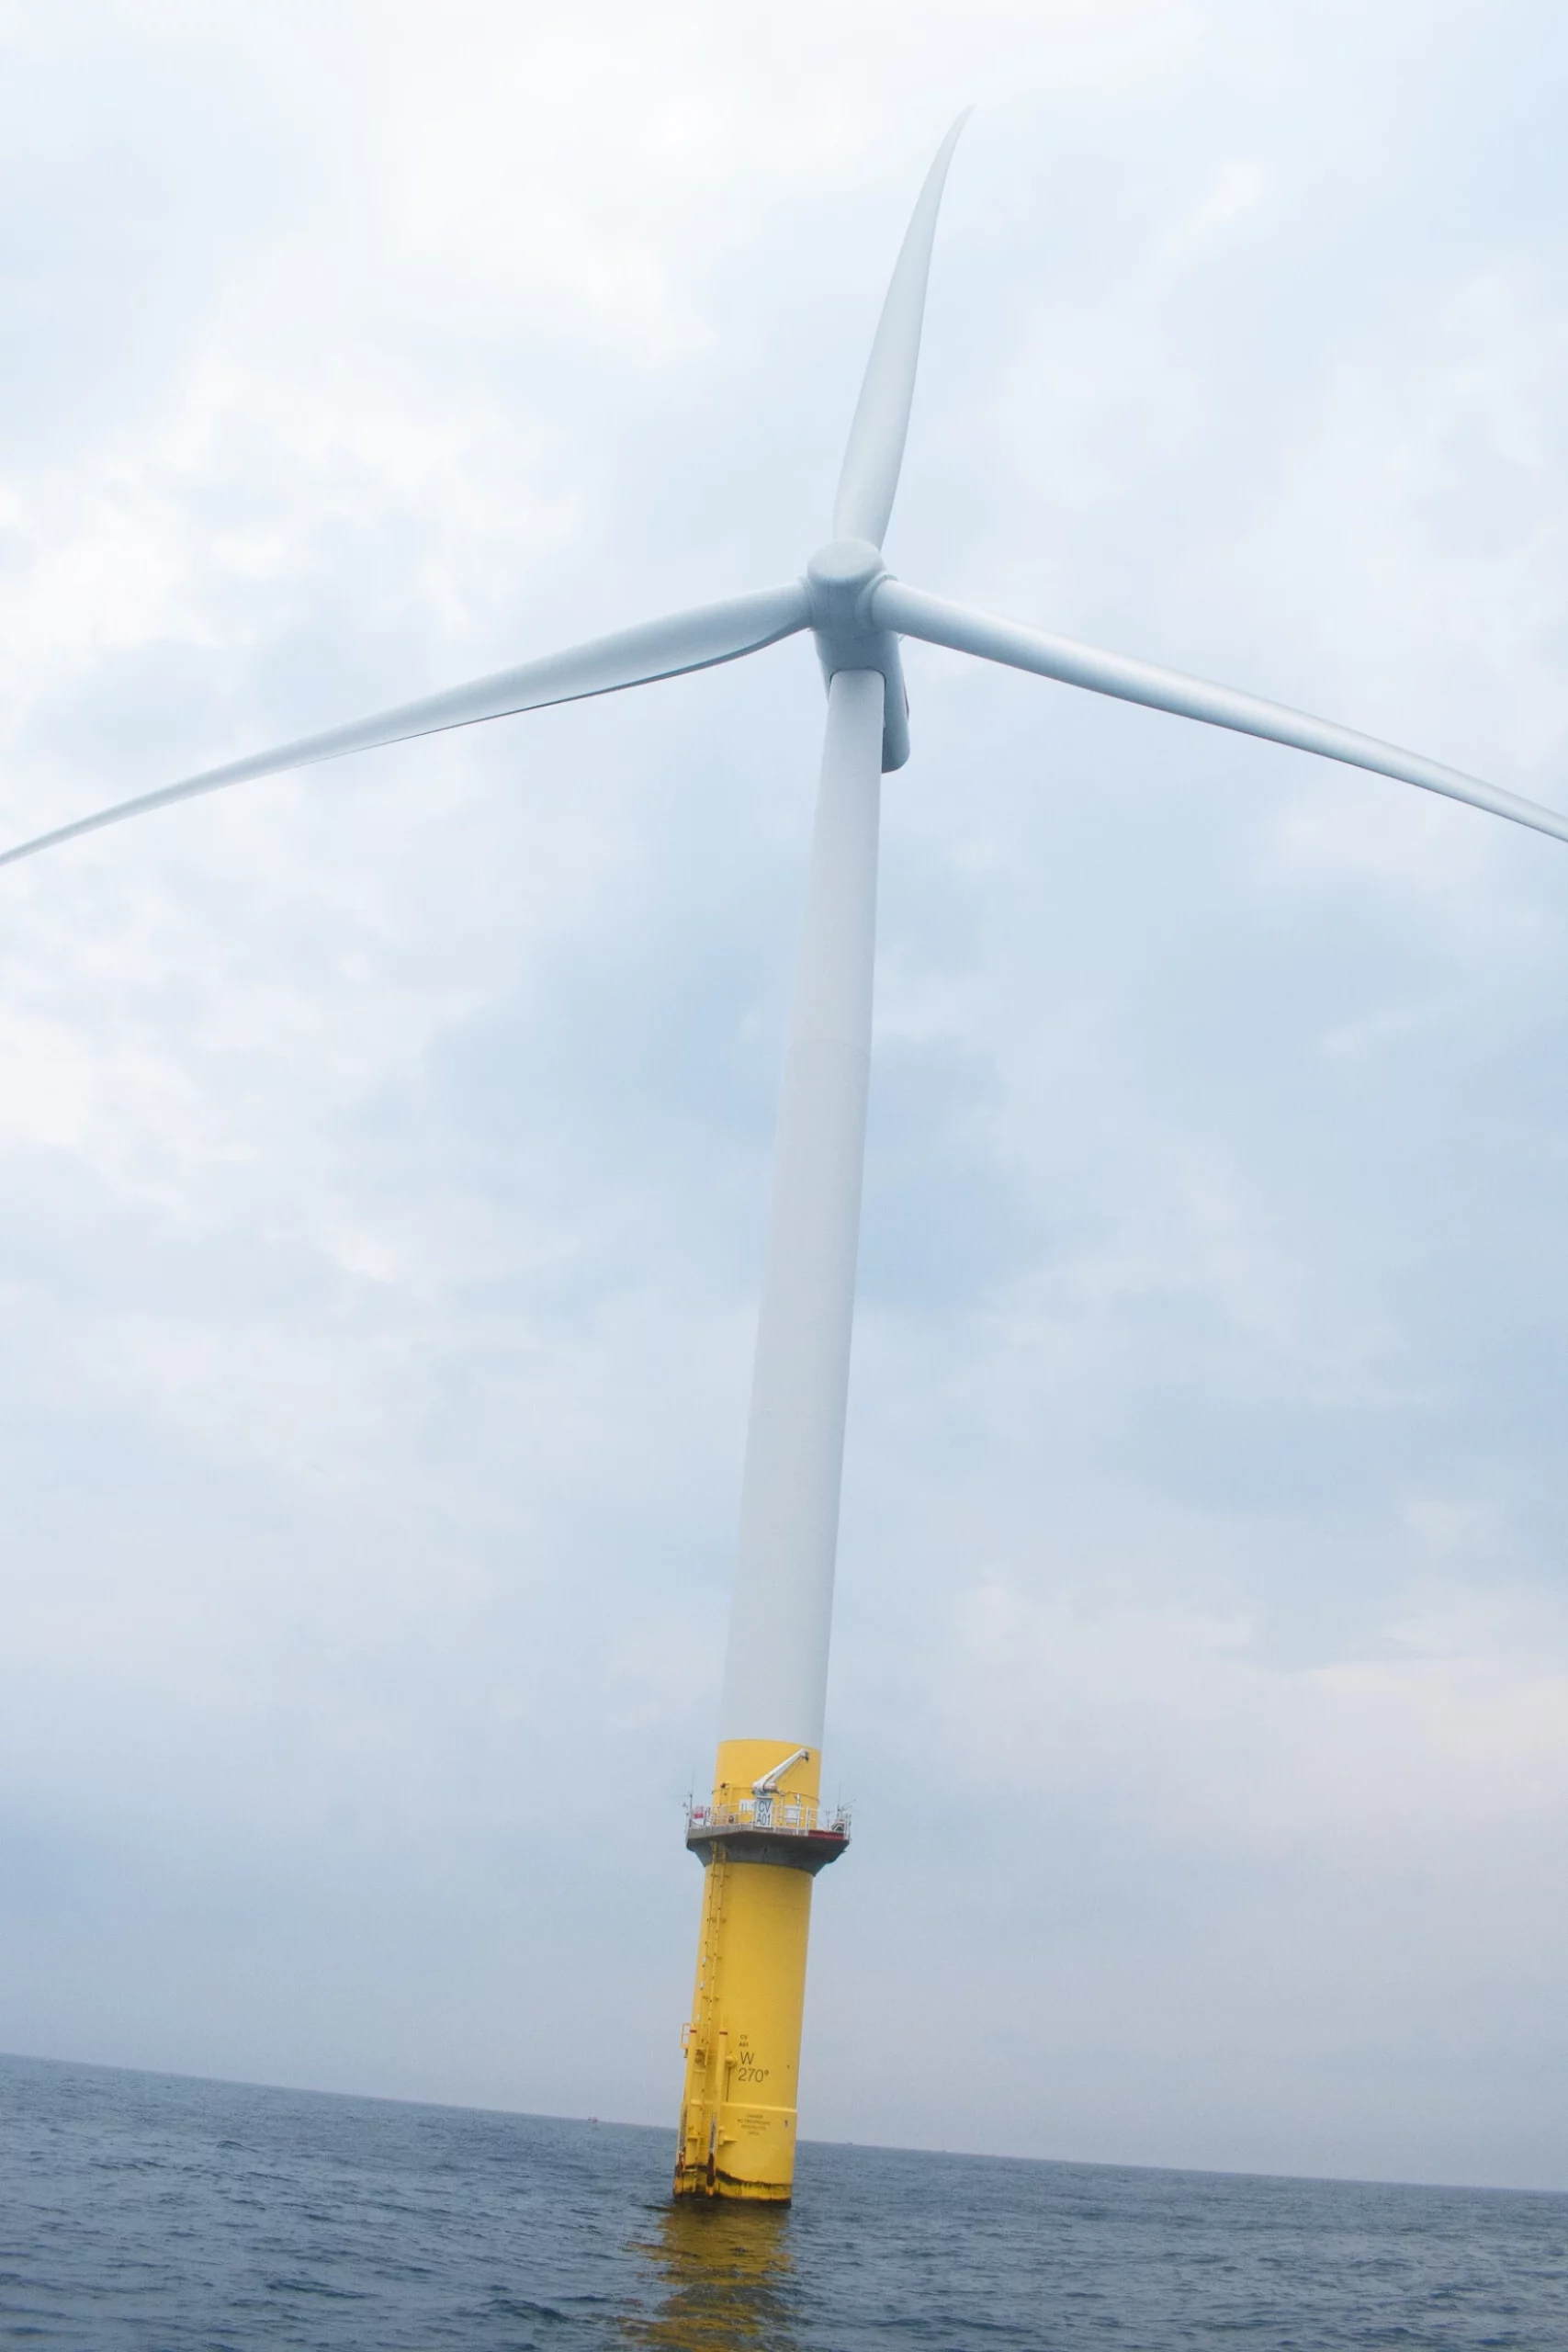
3;2052;1566;2349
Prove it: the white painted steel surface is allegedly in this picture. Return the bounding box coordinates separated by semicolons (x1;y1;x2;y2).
717;669;886;1750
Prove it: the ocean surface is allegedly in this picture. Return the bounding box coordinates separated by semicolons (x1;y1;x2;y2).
3;2053;1566;2351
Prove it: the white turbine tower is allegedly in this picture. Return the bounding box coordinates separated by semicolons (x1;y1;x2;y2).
6;119;1566;2200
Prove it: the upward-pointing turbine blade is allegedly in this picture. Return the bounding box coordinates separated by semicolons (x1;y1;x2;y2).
875;578;1568;850
830;112;971;551
0;581;811;874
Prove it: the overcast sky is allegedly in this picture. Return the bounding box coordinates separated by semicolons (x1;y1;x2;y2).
4;0;1568;2193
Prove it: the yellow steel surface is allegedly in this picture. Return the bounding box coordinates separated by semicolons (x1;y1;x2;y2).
673;1737;820;2202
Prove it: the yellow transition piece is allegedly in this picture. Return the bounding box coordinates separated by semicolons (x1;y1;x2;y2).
673;1737;837;2203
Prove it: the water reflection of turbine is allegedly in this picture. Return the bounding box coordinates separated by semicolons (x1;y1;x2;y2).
621;2200;799;2352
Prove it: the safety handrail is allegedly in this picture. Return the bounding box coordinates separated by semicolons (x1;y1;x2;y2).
686;1793;851;1837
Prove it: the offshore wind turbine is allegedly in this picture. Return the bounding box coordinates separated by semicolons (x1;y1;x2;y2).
6;119;1568;2203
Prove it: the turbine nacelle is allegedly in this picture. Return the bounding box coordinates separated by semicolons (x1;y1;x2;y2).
806;538;909;774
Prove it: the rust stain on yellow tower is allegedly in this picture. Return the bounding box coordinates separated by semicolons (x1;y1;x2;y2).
674;1738;849;2201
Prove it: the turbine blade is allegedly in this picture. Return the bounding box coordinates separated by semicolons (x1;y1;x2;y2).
831;112;971;550
0;581;811;874
875;578;1568;850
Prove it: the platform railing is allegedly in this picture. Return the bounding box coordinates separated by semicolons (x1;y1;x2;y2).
686;1792;851;1838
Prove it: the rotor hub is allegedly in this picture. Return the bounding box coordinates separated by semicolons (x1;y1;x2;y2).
804;539;907;772
806;537;886;632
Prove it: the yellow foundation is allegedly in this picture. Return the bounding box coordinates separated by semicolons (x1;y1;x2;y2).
673;1737;839;2203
